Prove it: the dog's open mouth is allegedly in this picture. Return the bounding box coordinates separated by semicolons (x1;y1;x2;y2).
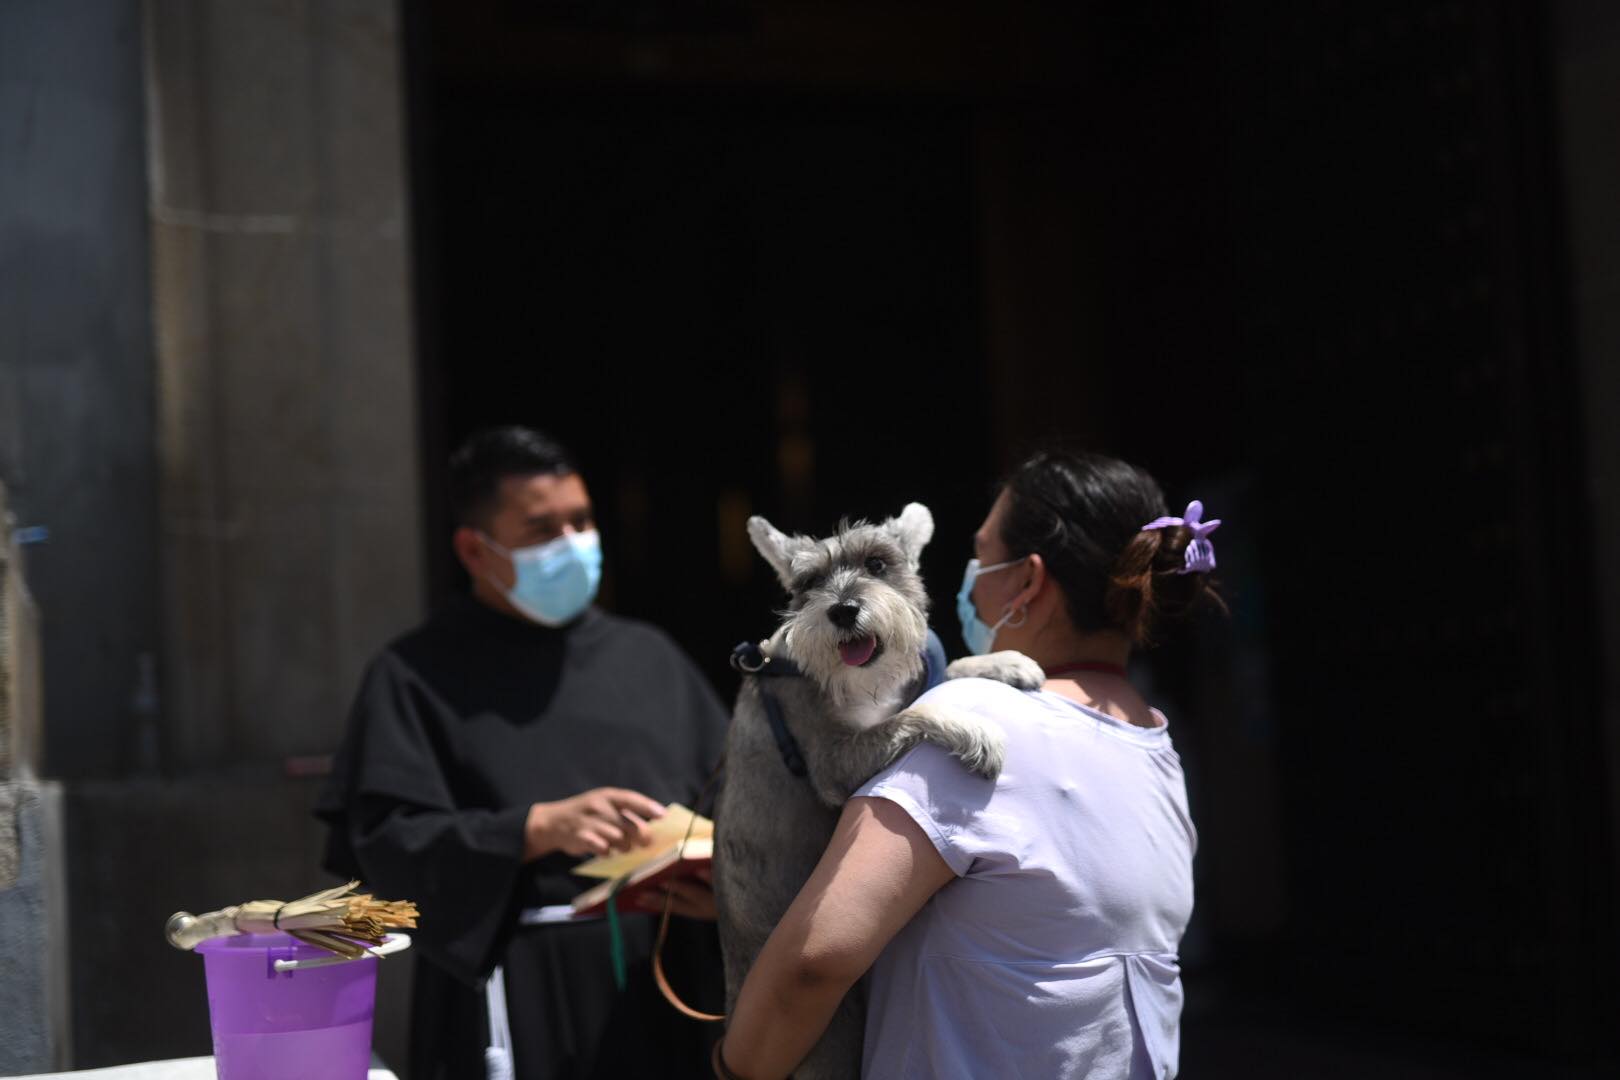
838;635;882;667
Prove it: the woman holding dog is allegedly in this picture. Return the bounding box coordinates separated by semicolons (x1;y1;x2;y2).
716;450;1212;1079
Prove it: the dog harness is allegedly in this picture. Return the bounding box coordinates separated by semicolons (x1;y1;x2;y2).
728;630;950;781
729;641;810;777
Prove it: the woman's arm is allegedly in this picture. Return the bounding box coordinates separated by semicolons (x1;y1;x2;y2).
718;794;957;1079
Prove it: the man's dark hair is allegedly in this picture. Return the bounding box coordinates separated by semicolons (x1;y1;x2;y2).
449;426;579;527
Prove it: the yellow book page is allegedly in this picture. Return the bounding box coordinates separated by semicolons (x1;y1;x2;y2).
571;803;715;880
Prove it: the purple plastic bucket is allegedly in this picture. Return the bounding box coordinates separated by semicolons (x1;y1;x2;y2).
195;932;378;1080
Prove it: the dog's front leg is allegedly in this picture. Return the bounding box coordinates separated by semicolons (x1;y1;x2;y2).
819;703;1007;803
944;649;1045;689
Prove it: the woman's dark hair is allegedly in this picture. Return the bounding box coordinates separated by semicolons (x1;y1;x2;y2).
449;426;578;527
998;449;1218;646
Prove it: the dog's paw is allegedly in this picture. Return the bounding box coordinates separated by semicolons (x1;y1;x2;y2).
945;650;1045;691
892;702;1006;780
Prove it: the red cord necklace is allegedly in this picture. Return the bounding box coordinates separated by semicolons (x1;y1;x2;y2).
1044;660;1129;680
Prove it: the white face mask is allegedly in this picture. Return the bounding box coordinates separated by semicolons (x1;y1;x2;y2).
479;530;603;627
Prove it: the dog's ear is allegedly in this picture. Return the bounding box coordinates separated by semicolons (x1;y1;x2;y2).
888;502;934;566
748;515;809;591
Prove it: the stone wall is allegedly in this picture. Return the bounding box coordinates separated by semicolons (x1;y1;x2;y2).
144;0;424;770
1;483;71;1072
0;0;158;782
2;1;425;1068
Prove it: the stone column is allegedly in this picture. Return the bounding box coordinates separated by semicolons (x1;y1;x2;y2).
144;0;422;768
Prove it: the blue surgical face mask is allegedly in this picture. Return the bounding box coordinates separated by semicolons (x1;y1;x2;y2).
480;529;603;627
955;556;1026;655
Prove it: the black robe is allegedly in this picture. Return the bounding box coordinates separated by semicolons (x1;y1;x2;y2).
315;597;730;1080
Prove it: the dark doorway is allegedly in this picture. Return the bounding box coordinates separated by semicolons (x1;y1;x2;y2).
403;1;1617;1075
412;82;992;684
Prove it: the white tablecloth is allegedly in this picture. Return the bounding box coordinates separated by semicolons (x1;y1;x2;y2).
8;1058;398;1080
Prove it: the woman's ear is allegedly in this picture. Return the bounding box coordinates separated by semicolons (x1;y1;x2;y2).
1011;552;1046;612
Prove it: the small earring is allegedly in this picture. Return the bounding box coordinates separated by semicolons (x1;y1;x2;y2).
1005;606;1028;629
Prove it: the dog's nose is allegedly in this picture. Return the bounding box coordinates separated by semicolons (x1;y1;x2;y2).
827;603;860;629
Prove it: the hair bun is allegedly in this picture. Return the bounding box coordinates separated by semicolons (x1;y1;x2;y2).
1104;524;1220;645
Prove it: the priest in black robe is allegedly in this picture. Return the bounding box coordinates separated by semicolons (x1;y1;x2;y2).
316;427;729;1080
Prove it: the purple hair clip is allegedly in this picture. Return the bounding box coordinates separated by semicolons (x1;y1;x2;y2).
1141;500;1221;574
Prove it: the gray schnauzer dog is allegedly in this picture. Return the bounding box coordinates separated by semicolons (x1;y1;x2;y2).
712;503;1043;1079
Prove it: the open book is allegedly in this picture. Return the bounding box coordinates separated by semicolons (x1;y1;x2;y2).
569;803;713;917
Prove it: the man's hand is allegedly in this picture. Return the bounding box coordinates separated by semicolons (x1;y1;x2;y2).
633;866;718;921
524;788;667;860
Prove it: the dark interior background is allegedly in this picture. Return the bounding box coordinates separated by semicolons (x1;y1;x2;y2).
407;1;1615;1074
422;87;993;663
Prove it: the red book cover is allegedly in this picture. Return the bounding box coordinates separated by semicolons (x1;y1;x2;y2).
570;839;713;916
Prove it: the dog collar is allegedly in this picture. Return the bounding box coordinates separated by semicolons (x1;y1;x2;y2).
728;631;948;782
729;640;802;678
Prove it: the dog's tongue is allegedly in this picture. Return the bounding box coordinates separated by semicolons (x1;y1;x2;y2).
838;636;878;667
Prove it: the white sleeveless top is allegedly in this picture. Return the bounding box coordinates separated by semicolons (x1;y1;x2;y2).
853;677;1196;1079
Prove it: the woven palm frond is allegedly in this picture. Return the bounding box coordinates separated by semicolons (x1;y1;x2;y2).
166;880;418;959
